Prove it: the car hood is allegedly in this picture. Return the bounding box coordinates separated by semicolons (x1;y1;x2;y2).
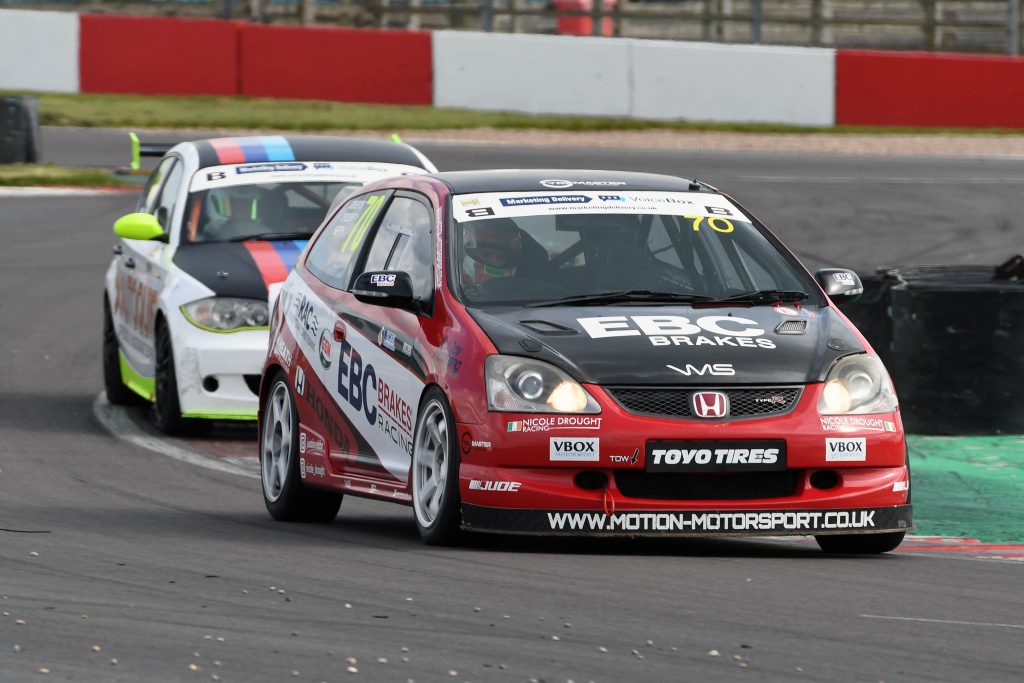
173;240;308;300
466;304;864;386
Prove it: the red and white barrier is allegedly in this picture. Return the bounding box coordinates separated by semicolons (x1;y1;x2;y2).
4;8;1024;129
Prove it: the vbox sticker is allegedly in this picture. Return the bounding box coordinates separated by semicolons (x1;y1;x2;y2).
550;437;600;462
825;438;866;462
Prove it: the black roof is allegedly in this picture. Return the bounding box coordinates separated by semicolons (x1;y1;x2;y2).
433;169;711;194
193;135;431;170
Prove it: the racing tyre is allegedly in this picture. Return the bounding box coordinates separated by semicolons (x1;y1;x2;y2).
411;388;463;545
103;296;145;406
261;375;342;523
815;531;906;555
152;321;186;435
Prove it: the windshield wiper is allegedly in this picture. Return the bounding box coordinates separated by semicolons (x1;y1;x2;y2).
713;289;810;304
526;290;717;308
226;231;314;242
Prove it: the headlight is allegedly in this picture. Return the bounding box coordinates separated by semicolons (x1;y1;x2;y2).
818;353;898;415
181;297;269;332
486;355;600;414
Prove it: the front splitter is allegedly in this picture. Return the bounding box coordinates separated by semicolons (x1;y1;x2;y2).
462;504;913;537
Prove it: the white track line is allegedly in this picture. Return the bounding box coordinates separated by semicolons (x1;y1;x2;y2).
0;187;136;197
861;615;1024;630
93;392;258;479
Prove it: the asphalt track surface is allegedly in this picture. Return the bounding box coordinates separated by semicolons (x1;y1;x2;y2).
0;128;1021;681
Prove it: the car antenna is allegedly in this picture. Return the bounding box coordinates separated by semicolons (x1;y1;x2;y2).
688;145;702;191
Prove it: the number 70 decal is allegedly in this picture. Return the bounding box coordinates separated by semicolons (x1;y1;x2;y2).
683;215;734;233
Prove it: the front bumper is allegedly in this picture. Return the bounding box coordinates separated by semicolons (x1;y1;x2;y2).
173;322;269;420
456;382;910;536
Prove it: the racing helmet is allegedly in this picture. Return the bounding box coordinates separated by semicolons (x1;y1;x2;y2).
462;218;524;287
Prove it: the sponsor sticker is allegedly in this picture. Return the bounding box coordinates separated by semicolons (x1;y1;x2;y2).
299;427;326;456
647;441;786;472
546;509;879;533
460;504;913;535
318;330;332;370
190;161;427;192
609;448;639;465
370;273;396;287
236;162;306;174
833;272;856;285
667;363;735;377
893;481;910;492
272;334;293;369
469;480;521;492
452;190;747;224
550;437;600;462
500;194;589;207
820;416;896;433
508;416;602;433
540;179;627;189
294;365;306;397
578;315;776;350
299;457;326;480
825;438;867;462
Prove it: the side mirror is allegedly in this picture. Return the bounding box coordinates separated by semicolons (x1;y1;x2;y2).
815;268;863;303
352;271;416;310
114;213;166;241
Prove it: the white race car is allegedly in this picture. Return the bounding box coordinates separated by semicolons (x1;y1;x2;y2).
103;135;436;433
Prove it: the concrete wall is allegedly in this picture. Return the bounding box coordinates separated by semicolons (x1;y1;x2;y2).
631;41;835;125
0;9;79;92
433;32;632;117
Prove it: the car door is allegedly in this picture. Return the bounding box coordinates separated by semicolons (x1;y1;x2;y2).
112;155;183;379
305;191;434;488
343;192;435;483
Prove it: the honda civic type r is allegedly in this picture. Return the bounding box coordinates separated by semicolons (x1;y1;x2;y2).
260;169;912;553
102;135;436;434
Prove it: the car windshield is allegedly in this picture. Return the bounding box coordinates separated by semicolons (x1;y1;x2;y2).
184;181;355;243
450;190;819;306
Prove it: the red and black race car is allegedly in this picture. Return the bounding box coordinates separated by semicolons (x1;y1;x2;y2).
259;170;912;552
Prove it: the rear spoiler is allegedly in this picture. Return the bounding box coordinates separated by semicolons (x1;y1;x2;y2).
129;132;175;170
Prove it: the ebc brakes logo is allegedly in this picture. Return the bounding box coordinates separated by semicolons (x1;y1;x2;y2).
578;315;776;349
337;338;414;456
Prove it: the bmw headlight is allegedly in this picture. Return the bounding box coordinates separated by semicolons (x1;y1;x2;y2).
181;297;269;332
486;355;600;414
818;353;898;415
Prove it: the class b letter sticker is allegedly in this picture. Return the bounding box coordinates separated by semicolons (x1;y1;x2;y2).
550;438;599;462
825;438;866;462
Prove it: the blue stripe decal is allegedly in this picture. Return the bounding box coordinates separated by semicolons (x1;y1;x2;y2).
262;136;296;162
270;240;304;273
238;138;269;162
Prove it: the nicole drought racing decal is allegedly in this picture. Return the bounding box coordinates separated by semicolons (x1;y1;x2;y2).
102;134;435;435
259;169;911;553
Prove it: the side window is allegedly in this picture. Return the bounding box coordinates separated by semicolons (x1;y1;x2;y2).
306;191;389;290
138;157;175;213
359;196;433;301
152;159;183;229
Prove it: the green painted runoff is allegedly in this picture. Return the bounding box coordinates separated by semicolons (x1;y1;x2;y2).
908;435;1024;542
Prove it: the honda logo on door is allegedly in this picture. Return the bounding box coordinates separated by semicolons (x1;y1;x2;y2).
692;392;729;418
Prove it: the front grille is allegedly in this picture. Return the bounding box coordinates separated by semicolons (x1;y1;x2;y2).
606;386;802;420
615;471;799;501
244;375;261;396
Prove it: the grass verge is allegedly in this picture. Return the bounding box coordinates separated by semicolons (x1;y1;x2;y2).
7;91;1024;136
0;164;133;187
